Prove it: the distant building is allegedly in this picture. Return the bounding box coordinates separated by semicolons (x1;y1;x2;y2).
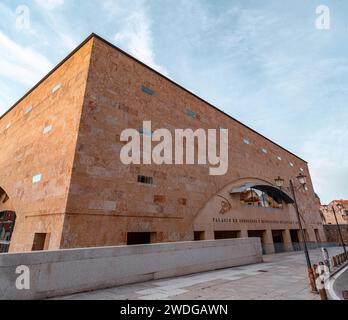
0;34;325;254
0;210;16;252
321;200;348;225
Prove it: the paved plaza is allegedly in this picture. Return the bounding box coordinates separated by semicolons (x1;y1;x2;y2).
53;247;344;300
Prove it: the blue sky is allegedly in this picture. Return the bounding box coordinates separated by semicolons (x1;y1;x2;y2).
0;0;347;204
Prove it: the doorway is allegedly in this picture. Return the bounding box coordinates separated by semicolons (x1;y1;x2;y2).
32;233;50;251
248;230;266;254
272;230;285;253
194;231;205;241
290;230;301;251
127;232;155;245
214;231;239;240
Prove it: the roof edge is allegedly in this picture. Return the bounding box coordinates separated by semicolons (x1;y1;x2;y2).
1;32;308;164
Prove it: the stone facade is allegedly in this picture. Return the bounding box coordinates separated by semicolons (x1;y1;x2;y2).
0;34;325;253
324;225;348;245
321;200;348;225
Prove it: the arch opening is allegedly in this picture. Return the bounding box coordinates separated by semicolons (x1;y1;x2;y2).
0;187;16;253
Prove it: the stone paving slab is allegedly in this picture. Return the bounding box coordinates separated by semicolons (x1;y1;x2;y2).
53;247;344;300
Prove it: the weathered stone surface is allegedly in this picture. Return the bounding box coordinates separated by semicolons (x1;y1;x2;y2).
324;225;348;244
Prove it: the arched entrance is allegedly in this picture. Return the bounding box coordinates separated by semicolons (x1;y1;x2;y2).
0;187;16;253
193;177;297;254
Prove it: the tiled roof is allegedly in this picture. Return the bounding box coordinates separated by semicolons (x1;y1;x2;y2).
334;200;348;205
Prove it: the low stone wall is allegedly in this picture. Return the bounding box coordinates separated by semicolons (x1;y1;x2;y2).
0;238;262;300
327;263;348;300
324;225;348;245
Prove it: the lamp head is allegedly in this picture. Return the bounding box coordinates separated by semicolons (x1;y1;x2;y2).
296;173;307;187
275;176;285;188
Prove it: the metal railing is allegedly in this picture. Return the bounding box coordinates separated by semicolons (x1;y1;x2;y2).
292;241;340;252
273;242;287;253
262;242;341;254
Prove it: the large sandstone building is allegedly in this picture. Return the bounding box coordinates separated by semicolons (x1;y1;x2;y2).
0;34;324;254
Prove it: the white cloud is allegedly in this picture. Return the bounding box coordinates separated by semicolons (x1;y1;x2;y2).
0;31;52;87
35;0;64;10
114;11;168;76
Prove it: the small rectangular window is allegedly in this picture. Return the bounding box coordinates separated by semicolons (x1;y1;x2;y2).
25;105;33;114
52;83;61;93
261;148;268;154
186;109;197;118
32;233;50;251
243;138;250;145
141;85;155;96
277;156;282;161
32;174;42;184
43;125;53;134
138;175;153;185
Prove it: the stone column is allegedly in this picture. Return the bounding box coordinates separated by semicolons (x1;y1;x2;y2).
239;230;248;238
205;229;215;240
263;229;275;254
307;229;318;249
282;229;293;252
318;228;327;243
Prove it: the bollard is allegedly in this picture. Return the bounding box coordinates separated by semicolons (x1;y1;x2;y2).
319;287;328;300
333;256;337;268
308;267;319;294
316;262;328;300
324;259;331;273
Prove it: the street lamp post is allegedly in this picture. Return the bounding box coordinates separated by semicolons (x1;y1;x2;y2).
275;173;318;293
324;203;347;258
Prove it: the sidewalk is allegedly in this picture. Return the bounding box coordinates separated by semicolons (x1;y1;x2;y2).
54;247;343;300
